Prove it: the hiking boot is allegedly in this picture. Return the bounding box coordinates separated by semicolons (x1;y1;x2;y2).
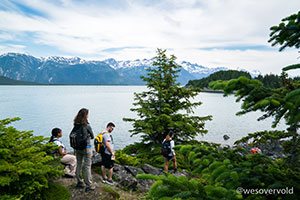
75;182;85;189
102;178;107;183
85;185;95;192
106;179;116;185
64;174;75;178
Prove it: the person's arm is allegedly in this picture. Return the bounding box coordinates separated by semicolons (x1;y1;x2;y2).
170;140;175;155
105;141;115;160
87;124;94;139
58;146;67;156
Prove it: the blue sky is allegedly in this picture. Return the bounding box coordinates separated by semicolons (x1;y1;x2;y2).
0;0;299;75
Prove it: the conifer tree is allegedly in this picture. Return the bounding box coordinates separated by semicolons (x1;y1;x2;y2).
124;49;211;144
269;11;300;51
210;11;300;166
0;118;64;199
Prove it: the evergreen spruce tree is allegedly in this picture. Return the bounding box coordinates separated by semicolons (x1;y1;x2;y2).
210;11;300;167
0;118;65;199
269;11;300;51
123;49;211;144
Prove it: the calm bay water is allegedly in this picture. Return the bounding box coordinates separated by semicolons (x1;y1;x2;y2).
0;85;287;150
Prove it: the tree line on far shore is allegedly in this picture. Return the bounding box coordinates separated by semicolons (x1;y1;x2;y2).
186;70;300;89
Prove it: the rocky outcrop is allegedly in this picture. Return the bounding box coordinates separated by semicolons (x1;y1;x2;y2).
234;139;285;160
141;164;162;175
91;152;188;192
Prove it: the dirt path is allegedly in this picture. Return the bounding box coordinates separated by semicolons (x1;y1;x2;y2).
53;170;145;200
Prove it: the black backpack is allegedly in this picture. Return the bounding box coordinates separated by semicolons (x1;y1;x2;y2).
161;140;171;156
69;125;87;150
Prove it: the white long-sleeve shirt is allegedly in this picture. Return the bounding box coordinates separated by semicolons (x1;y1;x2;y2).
162;139;175;156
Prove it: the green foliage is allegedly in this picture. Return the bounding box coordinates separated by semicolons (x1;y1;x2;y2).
187;70;284;90
0;118;63;200
269;11;300;51
283;63;300;72
209;12;300;168
40;182;70;200
123;49;211;144
139;143;300;199
139;174;206;200
209;72;300;166
103;186;121;199
255;74;282;89
186;70;251;89
135;11;300;200
122;142;189;169
114;150;140;166
136;174;160;181
234;130;293;145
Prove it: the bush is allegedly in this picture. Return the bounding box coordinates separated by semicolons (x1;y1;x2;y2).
0;118;63;200
115;150;140;166
138;142;300;199
41;182;70;200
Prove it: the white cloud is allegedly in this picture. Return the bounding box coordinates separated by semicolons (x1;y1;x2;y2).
0;43;26;54
0;32;14;41
172;48;299;75
0;0;299;75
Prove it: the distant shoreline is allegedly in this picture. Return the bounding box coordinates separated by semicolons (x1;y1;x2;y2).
0;84;145;86
201;88;223;93
0;84;224;93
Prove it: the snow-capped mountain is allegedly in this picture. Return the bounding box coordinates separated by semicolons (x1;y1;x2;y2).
179;61;228;79
0;53;261;85
103;58;231;81
40;56;86;65
104;58;154;69
235;67;262;78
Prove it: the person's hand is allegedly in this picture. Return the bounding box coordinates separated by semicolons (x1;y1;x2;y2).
112;153;115;160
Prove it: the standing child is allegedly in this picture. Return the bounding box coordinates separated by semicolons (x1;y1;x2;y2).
162;131;177;172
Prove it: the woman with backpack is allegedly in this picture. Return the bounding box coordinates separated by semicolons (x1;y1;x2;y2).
162;131;177;172
49;127;76;178
72;108;95;192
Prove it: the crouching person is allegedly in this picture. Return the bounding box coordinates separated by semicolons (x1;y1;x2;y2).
49;128;76;178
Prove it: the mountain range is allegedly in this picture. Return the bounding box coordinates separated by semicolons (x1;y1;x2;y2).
0;53;261;85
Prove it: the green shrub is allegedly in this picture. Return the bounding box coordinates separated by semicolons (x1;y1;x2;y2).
41;182;70;200
139;142;300;199
0;118;63;200
103;186;120;199
115;150;140;166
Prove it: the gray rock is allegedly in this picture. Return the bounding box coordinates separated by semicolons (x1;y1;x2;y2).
113;163;163;192
141;164;162;175
114;163;125;172
172;169;188;177
92;151;102;165
113;165;128;180
223;135;230;140
235;139;285;160
124;165;143;177
136;179;155;192
117;175;138;190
